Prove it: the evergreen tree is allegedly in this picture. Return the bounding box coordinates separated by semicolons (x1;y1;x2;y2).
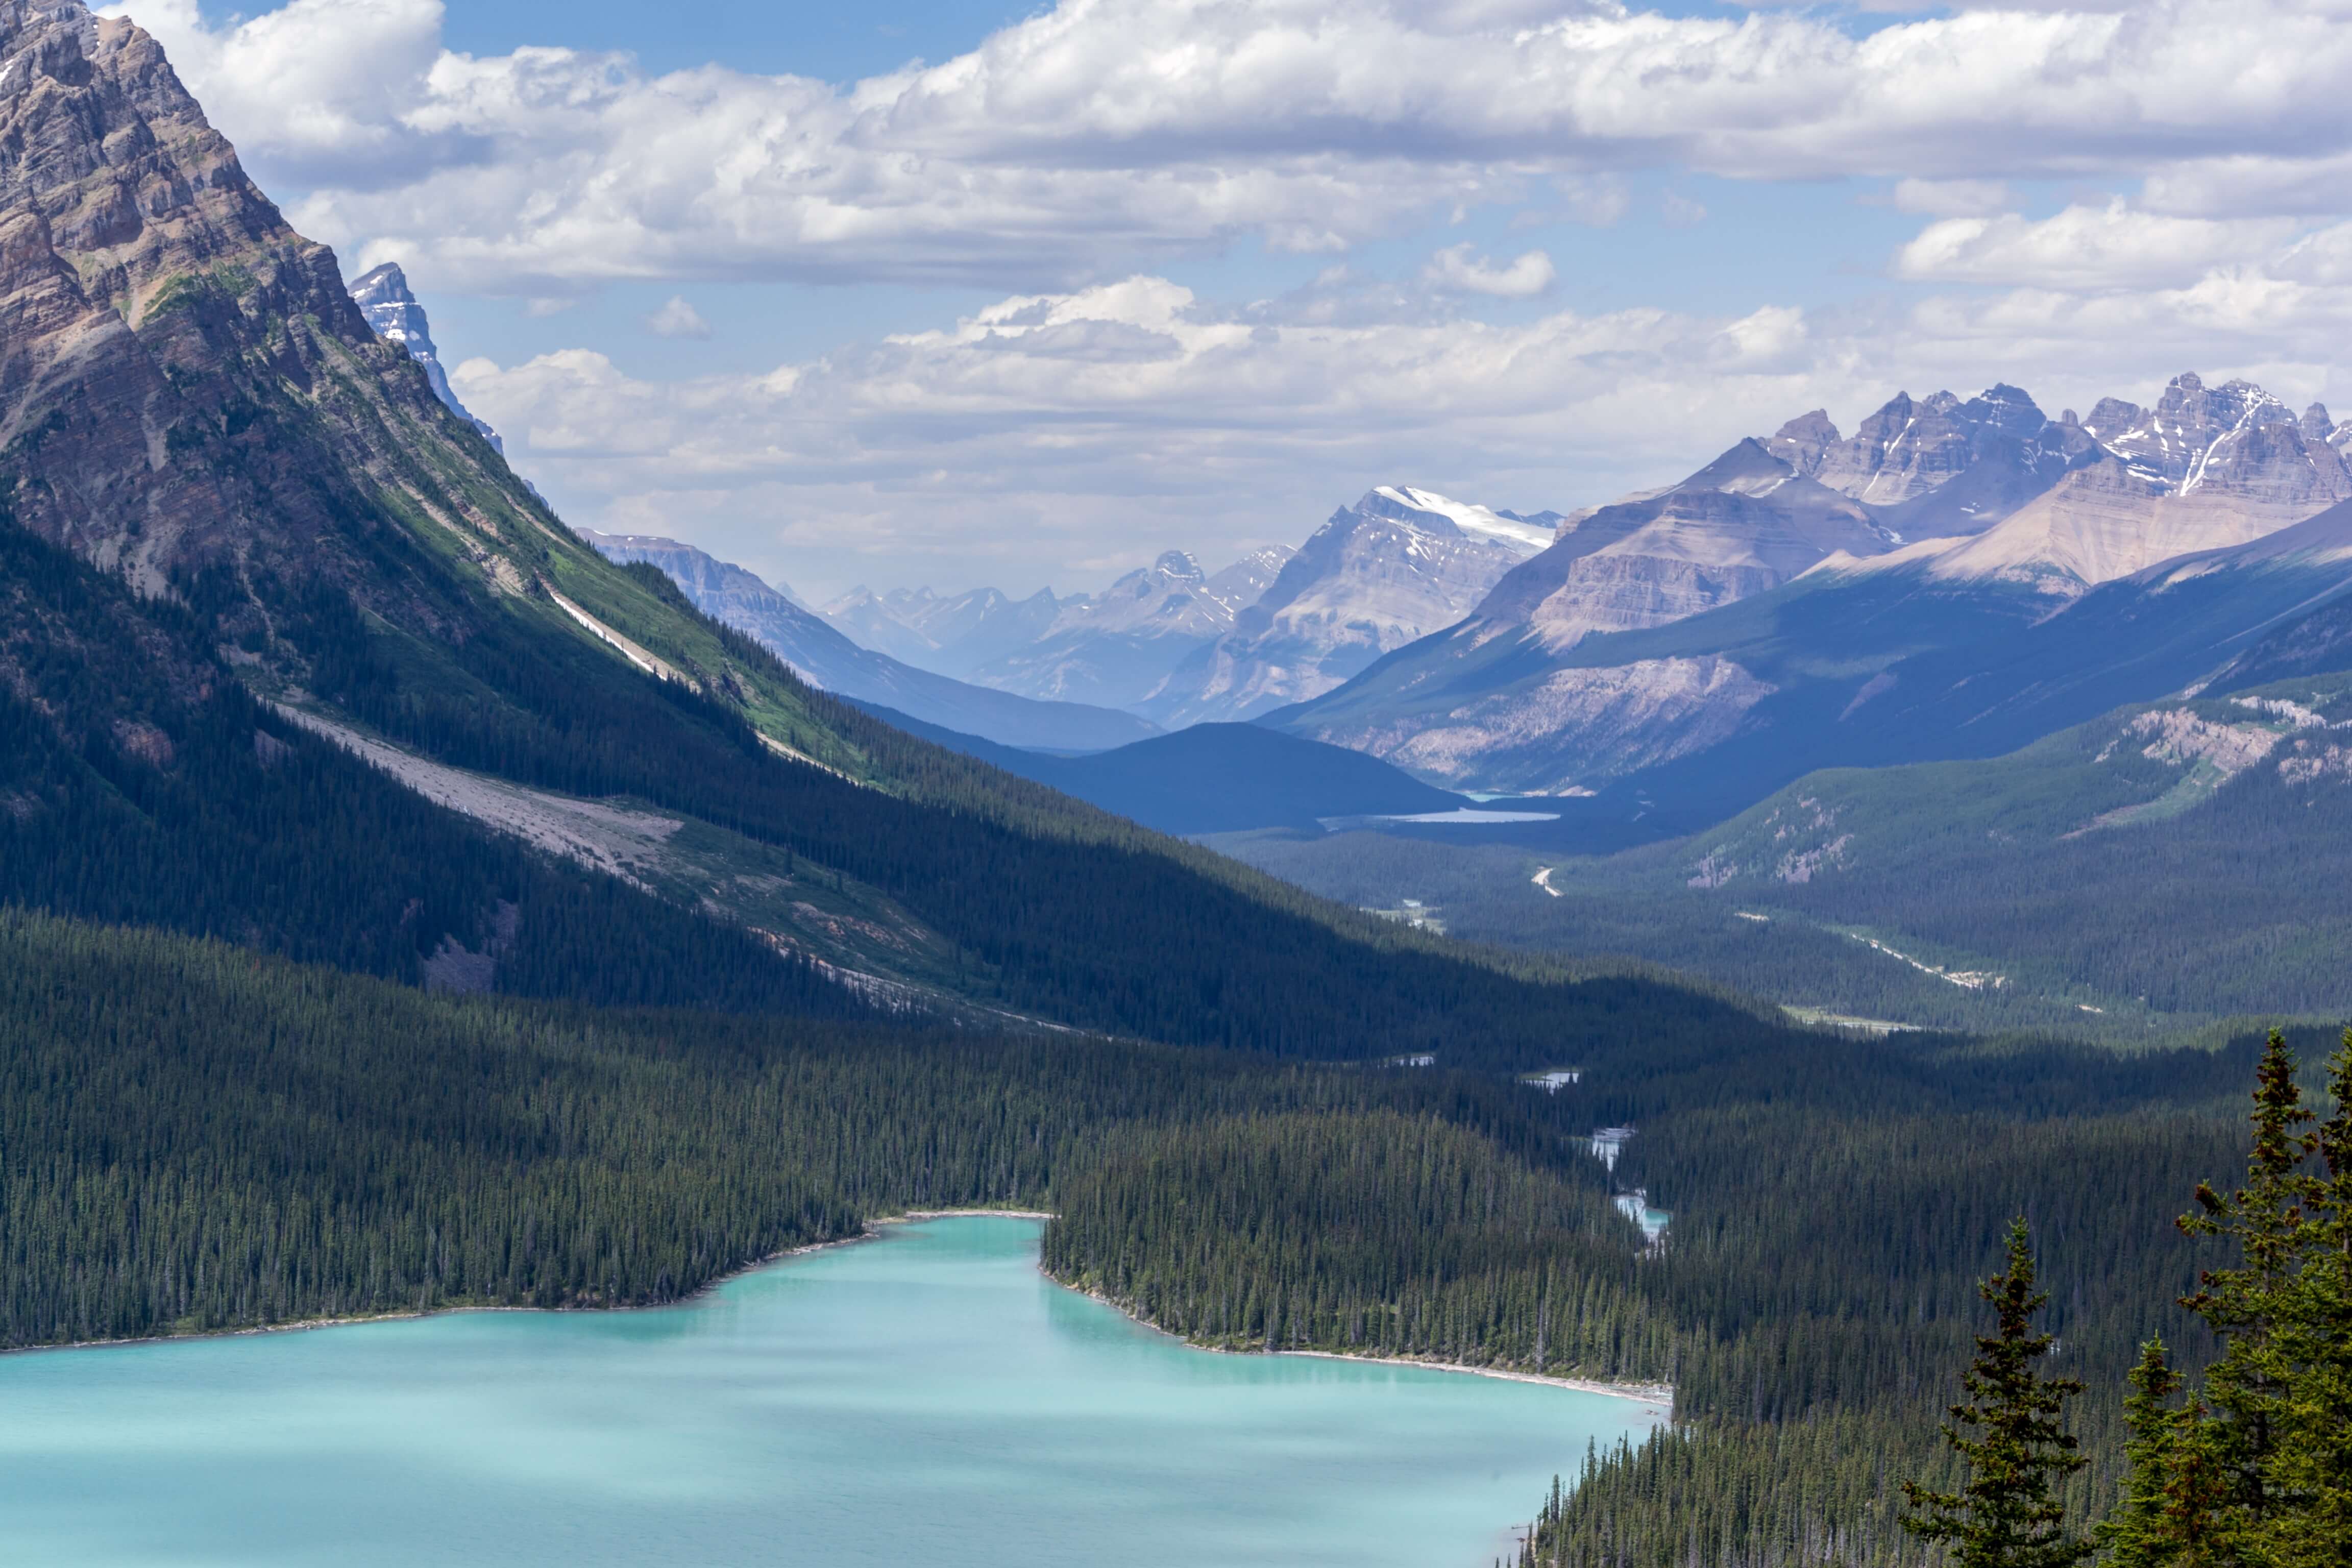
2096;1340;2224;1568
2176;1030;2315;1534
2096;1030;2352;1567
1902;1218;2091;1568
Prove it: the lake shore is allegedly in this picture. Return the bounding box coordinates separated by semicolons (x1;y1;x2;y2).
11;1211;1674;1415
1055;1272;1675;1411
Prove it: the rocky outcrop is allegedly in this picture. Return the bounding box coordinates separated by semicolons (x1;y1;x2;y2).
1476;441;1896;653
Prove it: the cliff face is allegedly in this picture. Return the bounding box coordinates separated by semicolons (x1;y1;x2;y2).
0;0;533;634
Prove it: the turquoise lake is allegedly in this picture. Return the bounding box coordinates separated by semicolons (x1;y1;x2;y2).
0;1216;1663;1567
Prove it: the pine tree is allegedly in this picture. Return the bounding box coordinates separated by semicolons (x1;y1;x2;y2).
1901;1217;2091;1568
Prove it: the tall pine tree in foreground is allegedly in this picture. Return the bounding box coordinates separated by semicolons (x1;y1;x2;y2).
1902;1218;2091;1568
2104;1030;2352;1566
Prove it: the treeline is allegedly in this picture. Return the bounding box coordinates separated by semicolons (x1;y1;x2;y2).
1030;986;2283;1568
0;906;1615;1349
1043;1111;1676;1376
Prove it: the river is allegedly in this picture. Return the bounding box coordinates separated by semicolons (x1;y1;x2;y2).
0;1216;1662;1566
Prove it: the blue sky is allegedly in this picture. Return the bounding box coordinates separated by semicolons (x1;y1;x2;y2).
111;0;2352;600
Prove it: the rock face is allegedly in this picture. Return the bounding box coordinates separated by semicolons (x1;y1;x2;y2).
0;0;527;618
1920;375;2352;591
1475;439;1898;653
585;532;1159;751
347;262;504;453
1141;487;1547;726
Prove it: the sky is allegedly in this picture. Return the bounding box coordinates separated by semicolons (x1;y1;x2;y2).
97;0;2352;603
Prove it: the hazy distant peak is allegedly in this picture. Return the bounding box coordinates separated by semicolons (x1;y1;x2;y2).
347;262;505;455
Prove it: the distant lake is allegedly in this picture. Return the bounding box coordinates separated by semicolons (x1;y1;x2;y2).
0;1217;1662;1567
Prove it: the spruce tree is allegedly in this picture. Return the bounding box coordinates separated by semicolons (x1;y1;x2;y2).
2098;1030;2352;1566
1901;1218;2090;1568
2095;1339;2224;1568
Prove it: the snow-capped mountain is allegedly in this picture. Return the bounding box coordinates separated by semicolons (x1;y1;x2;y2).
1274;372;2352;810
1142;487;1550;726
585;532;1158;751
347;262;505;454
1844;375;2352;593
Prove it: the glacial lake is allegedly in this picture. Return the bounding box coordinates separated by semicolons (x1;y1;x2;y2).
0;1216;1663;1568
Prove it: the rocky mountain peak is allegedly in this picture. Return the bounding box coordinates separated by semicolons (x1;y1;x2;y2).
2081;372;2340;501
1358;486;1554;554
1765;410;1840;473
348;262;504;454
1149;550;1206;584
1795;384;2057;509
0;0;523;607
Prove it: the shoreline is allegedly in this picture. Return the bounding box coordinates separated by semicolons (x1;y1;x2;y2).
10;1211;1677;1414
5;1212;1060;1358
1056;1278;1674;1412
1277;1350;1672;1409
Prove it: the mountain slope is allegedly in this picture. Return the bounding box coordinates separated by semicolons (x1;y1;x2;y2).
857;705;1471;834
0;0;1780;1068
1220;668;2352;1035
587;531;1158;750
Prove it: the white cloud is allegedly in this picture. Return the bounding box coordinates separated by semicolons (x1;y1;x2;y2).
1895;201;2304;290
644;296;712;338
101;0;2352;293
453;255;2352;598
1423;244;1557;297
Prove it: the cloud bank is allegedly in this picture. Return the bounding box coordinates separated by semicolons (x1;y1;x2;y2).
96;0;2352;593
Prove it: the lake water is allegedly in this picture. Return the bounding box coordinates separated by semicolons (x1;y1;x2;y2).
0;1216;1663;1568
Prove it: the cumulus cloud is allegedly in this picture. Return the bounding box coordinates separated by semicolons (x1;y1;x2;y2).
1423;244;1557;297
1895;201;2302;290
100;0;2352;293
449;253;2352;597
644;296;712;338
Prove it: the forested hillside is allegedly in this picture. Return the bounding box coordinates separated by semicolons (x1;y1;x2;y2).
1213;672;2352;1038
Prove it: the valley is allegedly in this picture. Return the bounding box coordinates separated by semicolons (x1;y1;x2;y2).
1;3;2348;1566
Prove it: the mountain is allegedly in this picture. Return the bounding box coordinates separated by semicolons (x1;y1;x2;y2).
0;0;1768;1067
1140;486;1551;726
854;706;1472;835
823;544;1298;713
821;583;1066;676
966;550;1246;710
1274;374;2352;824
347;262;505;454
585;531;1158;750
